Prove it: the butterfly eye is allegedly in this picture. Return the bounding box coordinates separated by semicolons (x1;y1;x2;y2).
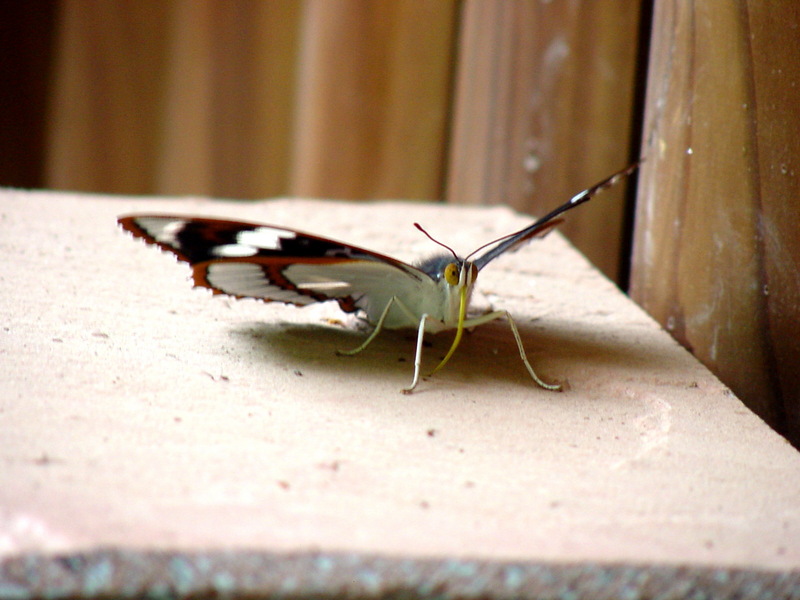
444;263;460;286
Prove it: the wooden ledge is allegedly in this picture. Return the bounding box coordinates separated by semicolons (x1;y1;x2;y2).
1;189;798;598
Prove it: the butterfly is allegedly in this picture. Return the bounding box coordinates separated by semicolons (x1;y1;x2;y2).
118;163;637;393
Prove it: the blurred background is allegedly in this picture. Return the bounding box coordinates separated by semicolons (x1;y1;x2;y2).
3;1;799;449
1;0;640;280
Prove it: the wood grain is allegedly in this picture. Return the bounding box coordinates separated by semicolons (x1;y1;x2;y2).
630;1;800;444
445;0;642;280
157;0;303;198
46;1;173;194
288;0;456;200
44;0;455;201
46;0;302;199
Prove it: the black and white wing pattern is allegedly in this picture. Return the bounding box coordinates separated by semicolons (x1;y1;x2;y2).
117;215;431;317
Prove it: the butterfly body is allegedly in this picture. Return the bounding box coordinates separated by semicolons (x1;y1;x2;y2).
119;163;637;392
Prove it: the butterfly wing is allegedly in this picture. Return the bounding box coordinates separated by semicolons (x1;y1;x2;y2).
473;162;639;270
117;215;433;319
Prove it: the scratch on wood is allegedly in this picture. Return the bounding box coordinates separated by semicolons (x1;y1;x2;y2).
611;394;673;470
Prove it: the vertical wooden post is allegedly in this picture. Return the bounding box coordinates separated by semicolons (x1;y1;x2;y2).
157;1;303;198
631;1;800;444
446;0;642;281
45;0;303;199
45;1;172;194
289;0;456;200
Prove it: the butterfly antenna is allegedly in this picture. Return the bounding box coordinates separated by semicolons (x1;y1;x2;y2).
414;223;459;260
464;228;537;263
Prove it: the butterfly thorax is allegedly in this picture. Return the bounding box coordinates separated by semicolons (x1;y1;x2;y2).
354;253;475;332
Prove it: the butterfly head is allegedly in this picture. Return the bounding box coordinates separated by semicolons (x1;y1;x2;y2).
414;224;478;289
413;221;481;377
415;250;479;302
443;260;476;288
440;258;479;326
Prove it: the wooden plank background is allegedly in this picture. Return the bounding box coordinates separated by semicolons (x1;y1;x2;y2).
2;0;798;449
446;1;641;280
630;1;800;447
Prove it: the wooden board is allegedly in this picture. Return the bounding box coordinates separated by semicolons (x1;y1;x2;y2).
1;189;798;597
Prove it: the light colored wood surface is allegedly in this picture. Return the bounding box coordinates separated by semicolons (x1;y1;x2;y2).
1;189;798;575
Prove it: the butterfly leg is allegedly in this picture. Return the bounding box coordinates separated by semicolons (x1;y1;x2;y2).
336;296;398;357
402;313;431;395
463;310;562;391
336;297;434;394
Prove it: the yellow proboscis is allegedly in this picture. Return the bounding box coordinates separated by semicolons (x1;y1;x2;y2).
430;284;468;376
